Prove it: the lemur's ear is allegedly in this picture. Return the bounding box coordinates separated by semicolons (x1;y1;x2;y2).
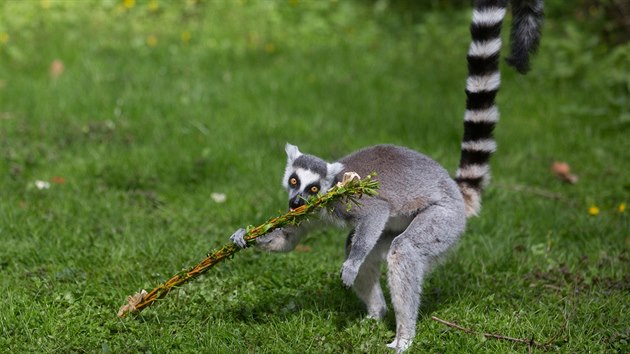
326;162;345;182
285;143;302;163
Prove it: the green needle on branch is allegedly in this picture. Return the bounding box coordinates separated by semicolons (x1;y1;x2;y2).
117;172;379;318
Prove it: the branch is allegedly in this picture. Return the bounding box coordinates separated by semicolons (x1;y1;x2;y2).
117;172;379;318
431;316;553;351
495;182;574;205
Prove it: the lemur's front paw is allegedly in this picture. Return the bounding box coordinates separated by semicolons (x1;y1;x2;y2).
340;260;359;288
229;228;248;248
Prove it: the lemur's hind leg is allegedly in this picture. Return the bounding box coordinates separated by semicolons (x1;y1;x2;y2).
386;204;465;353
345;230;394;320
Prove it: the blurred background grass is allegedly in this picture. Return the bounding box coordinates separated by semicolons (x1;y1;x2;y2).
0;0;628;352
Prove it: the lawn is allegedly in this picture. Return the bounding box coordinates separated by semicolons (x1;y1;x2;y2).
1;0;628;352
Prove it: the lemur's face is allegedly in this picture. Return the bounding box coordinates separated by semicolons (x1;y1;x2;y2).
282;144;344;210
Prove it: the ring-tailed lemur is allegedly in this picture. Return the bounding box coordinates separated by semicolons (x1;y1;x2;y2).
230;0;543;352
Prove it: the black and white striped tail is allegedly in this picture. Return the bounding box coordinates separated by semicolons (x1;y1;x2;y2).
456;0;508;217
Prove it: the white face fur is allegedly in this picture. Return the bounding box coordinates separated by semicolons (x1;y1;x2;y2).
292;168;323;193
282;143;344;208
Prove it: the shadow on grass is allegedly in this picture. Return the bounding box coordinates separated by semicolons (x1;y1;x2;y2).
215;265;483;334
222;278;367;330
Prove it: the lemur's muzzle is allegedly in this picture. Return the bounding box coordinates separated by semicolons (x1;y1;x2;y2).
289;194;306;210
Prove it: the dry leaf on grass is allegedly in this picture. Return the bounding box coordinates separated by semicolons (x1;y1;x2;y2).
294;244;312;253
51;176;66;184
210;193;226;203
551;161;578;184
49;59;64;79
34;180;50;190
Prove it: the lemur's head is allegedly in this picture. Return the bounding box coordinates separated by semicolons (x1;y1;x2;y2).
282;143;345;210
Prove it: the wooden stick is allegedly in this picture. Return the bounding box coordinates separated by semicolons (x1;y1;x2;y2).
431;316;552;349
495;182;573;205
117;173;378;318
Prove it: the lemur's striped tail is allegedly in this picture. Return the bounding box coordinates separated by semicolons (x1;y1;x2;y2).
455;0;543;217
455;0;508;218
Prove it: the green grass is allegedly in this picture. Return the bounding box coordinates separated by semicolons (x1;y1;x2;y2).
1;0;628;352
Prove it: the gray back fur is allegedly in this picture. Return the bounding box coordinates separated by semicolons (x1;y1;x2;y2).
337;145;464;218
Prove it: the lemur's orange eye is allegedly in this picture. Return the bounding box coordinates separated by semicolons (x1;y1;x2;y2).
310;186;319;194
290;178;298;186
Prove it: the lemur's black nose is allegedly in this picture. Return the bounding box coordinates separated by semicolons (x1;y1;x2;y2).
289;195;304;210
